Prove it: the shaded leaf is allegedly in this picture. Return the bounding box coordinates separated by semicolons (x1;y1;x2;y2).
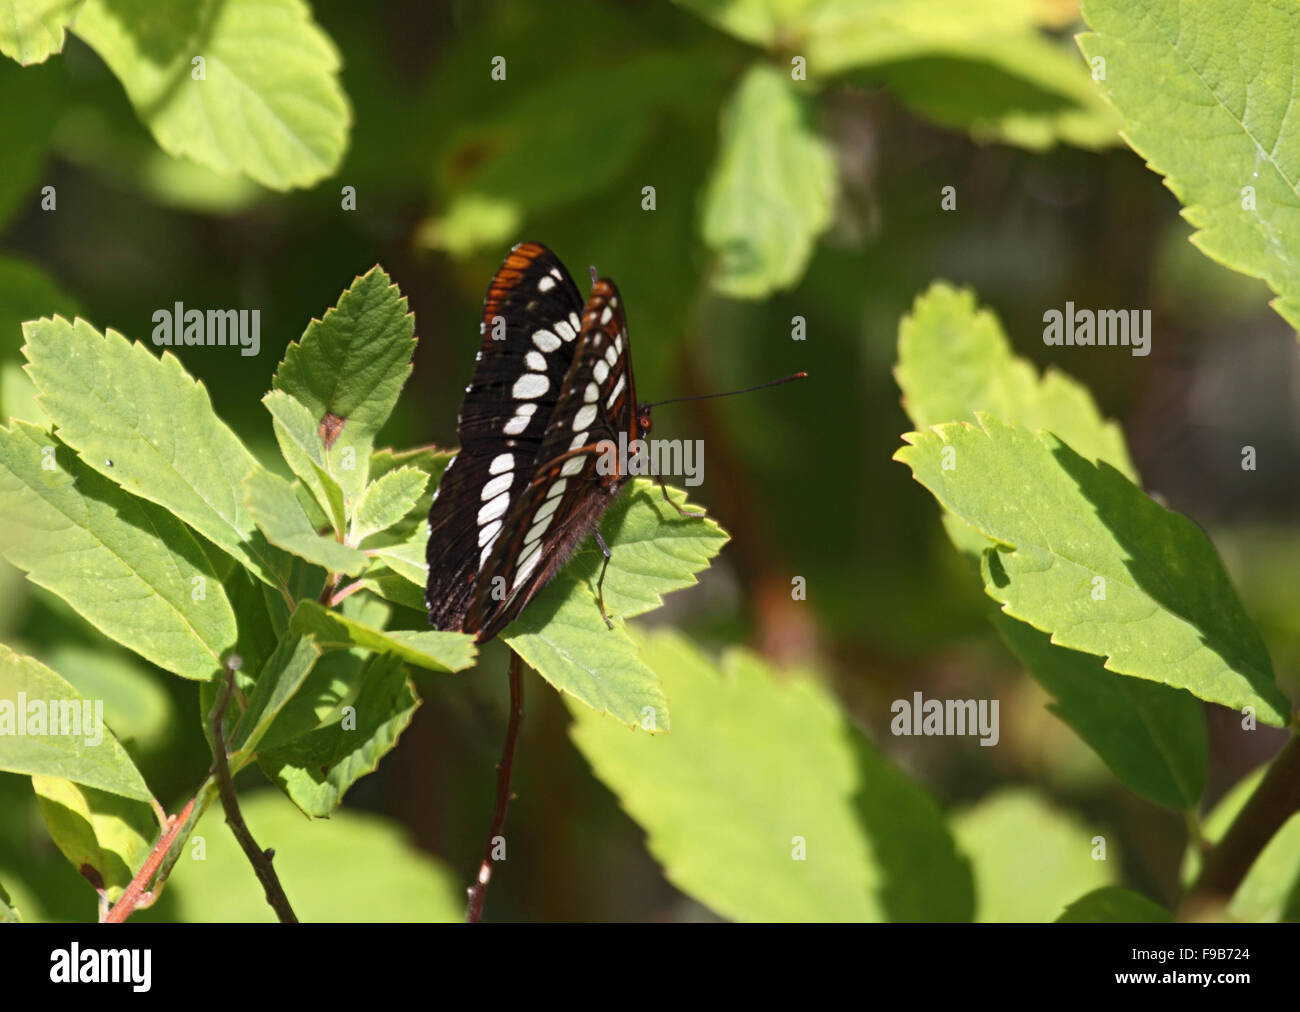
0;643;152;800
31;774;156;901
952;788;1113;922
895;413;1288;725
258;652;419;817
0;0;82;64
570;630;972;921
290;599;475;674
1057;885;1171;923
701;64;835;298
72;0;349;190
22;315;286;585
1079;0;1300;330
0;424;237;680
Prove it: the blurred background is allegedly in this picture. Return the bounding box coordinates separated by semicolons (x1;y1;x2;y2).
0;0;1297;921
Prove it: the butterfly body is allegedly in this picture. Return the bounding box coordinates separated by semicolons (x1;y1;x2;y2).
426;243;651;644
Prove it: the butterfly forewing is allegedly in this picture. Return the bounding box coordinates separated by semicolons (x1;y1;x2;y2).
465;279;639;642
426;243;586;631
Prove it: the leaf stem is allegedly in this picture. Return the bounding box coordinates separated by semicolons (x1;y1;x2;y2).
1184;727;1300;913
102;794;196;923
210;664;299;923
466;650;524;923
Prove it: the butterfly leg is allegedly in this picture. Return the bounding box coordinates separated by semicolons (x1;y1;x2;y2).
658;474;705;519
593;530;615;630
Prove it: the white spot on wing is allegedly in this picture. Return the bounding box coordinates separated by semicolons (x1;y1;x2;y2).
512;544;542;590
503;402;537;435
481;472;512;500
593;360;609;383
525;514;553;544
583;382;599;403
547;478;567;499
561;455;585;477
537;275;556;292
478;518;502;547
600;305;612;325
554;320;575;342
573;404;597;430
513;373;549;399
569;431;589;450
533;329;560;352
535;496;562;522
568;312;581;333
489;453;513;474
525;350;546;371
606;373;626;408
477;491;510;526
604;346;618;367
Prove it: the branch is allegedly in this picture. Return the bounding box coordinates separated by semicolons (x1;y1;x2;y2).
466;649;525;923
1185;729;1300;913
210;664;299;923
103;794;196;923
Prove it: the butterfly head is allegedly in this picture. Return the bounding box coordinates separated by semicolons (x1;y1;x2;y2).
636;402;654;437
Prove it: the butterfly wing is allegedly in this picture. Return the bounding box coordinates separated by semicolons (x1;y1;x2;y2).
426;242;586;631
466;278;641;643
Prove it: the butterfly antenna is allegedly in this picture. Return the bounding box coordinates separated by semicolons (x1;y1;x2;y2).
645;371;807;410
589;264;598;287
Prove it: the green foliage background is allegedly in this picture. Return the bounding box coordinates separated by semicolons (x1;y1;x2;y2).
0;0;1297;922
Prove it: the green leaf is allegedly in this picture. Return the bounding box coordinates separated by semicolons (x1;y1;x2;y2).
44;644;174;751
290;599;476;674
1078;0;1300;330
0;0;82;64
896;282;1137;480
897;284;1206;808
71;0;349;191
1;360;47;427
263;390;346;535
22;316;286;585
364;524;426;586
0;880;19;921
258;652;419;817
31;775;156;900
895;413;1288;725
0;643;152;800
0;424;237;679
0;60;61;230
227;632;322;768
0;255;79;359
425;52;726;255
1185;765;1300;922
1057;885;1172;923
702;64;834;298
952;788;1113;922
351;466;427;546
357;568;427;613
673;1;1119;150
570;629;972;921
243;467;369;577
503;481;729;730
272;267;414;505
993;614;1205;809
146;790;463;922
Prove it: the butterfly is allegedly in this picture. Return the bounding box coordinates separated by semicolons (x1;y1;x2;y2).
424;242;700;644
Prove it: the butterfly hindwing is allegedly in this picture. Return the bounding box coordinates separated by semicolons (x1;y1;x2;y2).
426;243;586;631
